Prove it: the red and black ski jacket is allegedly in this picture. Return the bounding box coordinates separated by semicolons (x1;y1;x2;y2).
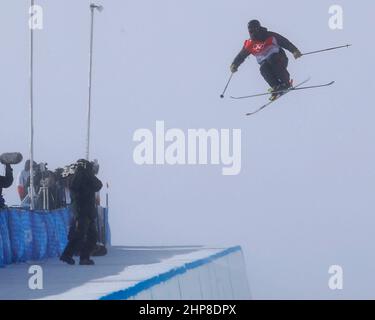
232;27;299;67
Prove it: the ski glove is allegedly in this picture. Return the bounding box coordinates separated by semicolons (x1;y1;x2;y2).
293;49;302;59
230;64;238;73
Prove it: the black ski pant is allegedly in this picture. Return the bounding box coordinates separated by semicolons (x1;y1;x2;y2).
62;214;98;260
260;51;290;88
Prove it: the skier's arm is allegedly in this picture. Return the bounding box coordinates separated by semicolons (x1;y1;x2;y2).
0;164;14;189
270;32;302;58
231;47;251;72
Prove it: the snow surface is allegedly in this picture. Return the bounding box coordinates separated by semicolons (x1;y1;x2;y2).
0;246;241;300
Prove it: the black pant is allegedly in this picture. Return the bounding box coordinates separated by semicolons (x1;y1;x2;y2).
62;215;98;260
260;51;290;88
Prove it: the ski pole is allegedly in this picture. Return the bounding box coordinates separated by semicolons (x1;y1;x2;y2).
302;44;351;56
220;73;234;98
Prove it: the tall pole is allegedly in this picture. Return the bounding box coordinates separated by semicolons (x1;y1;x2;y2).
29;0;35;210
86;4;103;160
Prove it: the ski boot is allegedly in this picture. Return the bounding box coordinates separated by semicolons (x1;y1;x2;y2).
269;80;293;101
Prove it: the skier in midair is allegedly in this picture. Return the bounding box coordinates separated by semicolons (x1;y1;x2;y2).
230;20;302;100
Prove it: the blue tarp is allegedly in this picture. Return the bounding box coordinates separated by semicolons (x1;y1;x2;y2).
0;206;111;268
0;207;71;267
0;210;11;265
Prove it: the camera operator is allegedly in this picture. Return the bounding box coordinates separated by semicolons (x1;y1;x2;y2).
60;159;103;266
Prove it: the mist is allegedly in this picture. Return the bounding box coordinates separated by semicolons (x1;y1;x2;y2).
1;0;374;299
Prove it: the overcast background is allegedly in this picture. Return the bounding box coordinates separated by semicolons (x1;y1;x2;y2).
1;0;374;299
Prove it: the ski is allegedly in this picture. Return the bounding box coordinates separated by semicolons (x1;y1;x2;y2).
245;78;311;116
231;80;335;100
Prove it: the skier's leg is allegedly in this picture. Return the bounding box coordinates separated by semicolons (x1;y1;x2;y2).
264;53;291;101
278;53;290;85
268;52;290;86
260;61;280;88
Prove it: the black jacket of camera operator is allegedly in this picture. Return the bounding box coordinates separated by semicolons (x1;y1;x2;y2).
69;161;103;220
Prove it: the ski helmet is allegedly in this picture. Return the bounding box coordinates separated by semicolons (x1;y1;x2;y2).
248;19;261;32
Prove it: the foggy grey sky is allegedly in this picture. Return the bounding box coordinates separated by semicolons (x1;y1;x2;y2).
1;0;374;299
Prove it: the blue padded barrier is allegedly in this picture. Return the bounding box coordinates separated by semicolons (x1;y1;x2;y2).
0;206;109;267
8;209;33;262
30;211;48;260
0;228;4;267
0;207;72;265
0;210;12;265
53;209;69;256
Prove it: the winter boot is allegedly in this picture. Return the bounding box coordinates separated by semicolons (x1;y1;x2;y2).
79;258;95;265
60;255;75;265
